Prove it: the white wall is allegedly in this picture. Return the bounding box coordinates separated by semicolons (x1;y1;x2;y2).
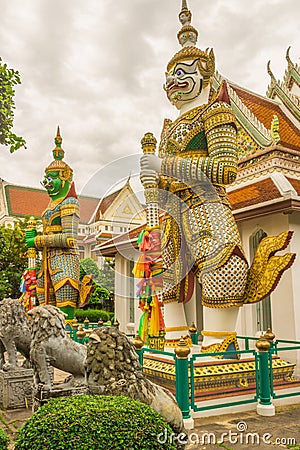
237;212;296;341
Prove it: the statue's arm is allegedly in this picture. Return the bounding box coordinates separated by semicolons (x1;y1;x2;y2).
160;102;238;186
34;201;80;249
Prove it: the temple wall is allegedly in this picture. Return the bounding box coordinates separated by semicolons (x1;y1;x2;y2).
237;212;293;337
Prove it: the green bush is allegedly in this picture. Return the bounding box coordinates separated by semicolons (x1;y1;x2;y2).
108;311;115;321
15;395;177;450
74;308;109;323
0;427;9;450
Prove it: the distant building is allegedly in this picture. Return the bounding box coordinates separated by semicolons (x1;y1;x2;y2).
0;177;145;264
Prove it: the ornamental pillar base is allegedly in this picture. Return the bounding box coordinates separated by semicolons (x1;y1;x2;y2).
257;402;275;416
0;368;33;409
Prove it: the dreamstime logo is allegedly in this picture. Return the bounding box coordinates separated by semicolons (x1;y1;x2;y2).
80;153;228;299
157;421;297;446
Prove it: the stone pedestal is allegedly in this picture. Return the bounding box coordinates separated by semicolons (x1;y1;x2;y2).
0;369;33;409
32;384;89;411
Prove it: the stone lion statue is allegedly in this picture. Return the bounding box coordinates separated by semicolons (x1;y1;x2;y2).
28;305;87;390
86;327;184;437
0;299;86;390
0;298;31;370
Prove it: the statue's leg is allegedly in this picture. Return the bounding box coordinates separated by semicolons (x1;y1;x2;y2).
1;335;18;370
50;253;80;320
199;255;248;358
36;266;56;306
162;214;189;346
36;271;45;305
55;284;78;320
30;344;52;389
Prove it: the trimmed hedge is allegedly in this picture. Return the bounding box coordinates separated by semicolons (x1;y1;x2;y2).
15;395;177;450
74;308;109;323
0;428;9;450
108;311;114;321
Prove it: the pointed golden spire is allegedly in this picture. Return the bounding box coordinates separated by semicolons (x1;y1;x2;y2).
179;0;192;26
181;0;188;9
177;0;197;47
53;125;65;161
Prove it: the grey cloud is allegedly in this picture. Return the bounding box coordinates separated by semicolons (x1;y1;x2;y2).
0;0;298;196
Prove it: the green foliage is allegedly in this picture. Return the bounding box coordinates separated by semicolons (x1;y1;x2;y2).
0;219;29;300
108;311;114;321
74;308;109;323
0;57;26;152
0;428;9;450
80;258;111;308
98;258;115;293
80;257;101;281
15;395;176;450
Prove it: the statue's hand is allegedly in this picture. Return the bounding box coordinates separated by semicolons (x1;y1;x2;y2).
25;229;37;248
140;154;161;173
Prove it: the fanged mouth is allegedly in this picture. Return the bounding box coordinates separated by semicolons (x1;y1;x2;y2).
166;82;189;99
167;81;189;93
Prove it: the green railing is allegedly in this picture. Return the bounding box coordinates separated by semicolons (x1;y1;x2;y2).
135;335;300;419
189;348;259;412
269;338;300;400
67;320;117;344
67;325;300;419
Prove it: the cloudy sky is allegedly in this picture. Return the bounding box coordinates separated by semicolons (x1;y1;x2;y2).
0;0;299;199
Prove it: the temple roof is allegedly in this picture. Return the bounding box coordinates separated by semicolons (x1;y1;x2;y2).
228;178;281;210
94;188;123;221
2;182;99;224
231;85;300;151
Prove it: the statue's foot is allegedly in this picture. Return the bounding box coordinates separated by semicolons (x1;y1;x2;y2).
3;362;16;371
201;332;240;360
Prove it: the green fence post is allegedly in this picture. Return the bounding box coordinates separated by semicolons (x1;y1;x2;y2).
84;317;89;330
76;324;86;345
189;323;198;345
72;317;79;342
175;338;194;429
264;327;275;350
133;333;144;366
256;334;275;416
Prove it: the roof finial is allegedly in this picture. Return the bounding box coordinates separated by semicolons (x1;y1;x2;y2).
53;126;65;161
286;46;294;69
267;60;276;85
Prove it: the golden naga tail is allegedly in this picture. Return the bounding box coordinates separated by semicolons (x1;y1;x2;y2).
79;275;95;307
243;231;296;304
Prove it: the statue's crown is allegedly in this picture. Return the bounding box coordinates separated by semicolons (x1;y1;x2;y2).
167;0;215;86
45;127;73;183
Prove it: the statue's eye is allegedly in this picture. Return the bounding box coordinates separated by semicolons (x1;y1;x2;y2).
47;177;53;183
176;69;183;76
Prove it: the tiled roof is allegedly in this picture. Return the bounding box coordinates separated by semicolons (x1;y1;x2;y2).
231;85;300;150
228;178;281;210
5;185;49;217
77;196;99;224
4;184;99;224
286;177;300;196
97;216;164;255
95;188;122;221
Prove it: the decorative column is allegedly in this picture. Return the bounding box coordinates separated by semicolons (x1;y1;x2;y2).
133;133;165;348
256;334;275;416
133;332;144;366
189;322;198;345
174;337;194;429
